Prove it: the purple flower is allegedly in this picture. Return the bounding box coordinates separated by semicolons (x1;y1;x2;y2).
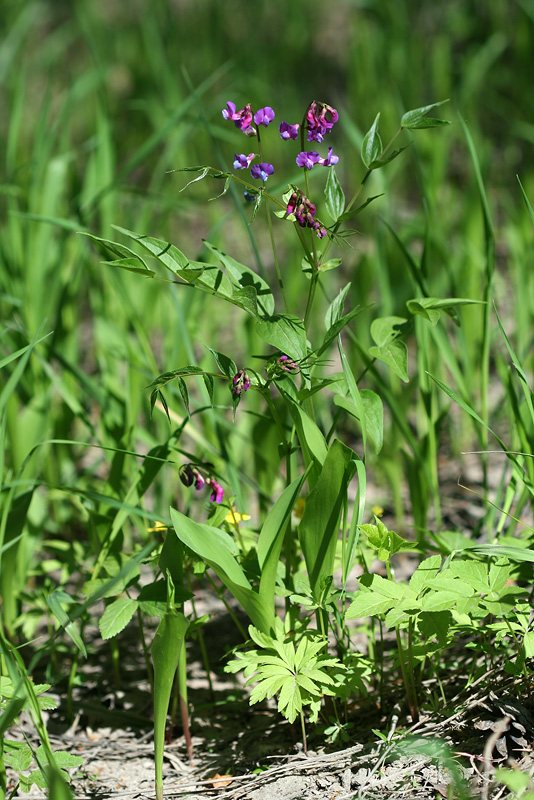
318;147;339;167
233;152;256;170
222;101;240;121
222;101;256;135
286;189;328;239
250;162;274;181
296;151;321;170
254;106;275;127
277;355;298;372
207;478;224;504
306;101;339;143
193;469;205;491
232;370;251;397
279;121;300;140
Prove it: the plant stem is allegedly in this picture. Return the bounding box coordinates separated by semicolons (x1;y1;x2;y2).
299;708;308;755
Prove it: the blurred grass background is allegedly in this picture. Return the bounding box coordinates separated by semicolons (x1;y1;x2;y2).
2;0;534;642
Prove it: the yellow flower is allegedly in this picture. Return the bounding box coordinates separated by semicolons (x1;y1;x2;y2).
147;520;168;533
371;505;384;518
225;507;251;525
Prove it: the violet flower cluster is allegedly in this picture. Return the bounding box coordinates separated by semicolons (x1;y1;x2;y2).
232;369;251;398
286;189;327;239
221;99;339;193
179;464;224;504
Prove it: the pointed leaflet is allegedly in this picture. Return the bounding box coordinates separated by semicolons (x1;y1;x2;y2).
299;440;358;601
170;508;275;633
361;113;382;169
401;100;450;129
255;314;307;361
257;470;310;605
325;167;345;221
202;241;275;316
334;389;383;454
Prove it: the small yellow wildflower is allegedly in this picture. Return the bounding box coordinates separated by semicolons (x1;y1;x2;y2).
147;521;168;533
371;505;384;518
225;507;251;525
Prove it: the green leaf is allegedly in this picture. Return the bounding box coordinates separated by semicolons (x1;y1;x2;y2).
52;751;84;769
99;597;138;640
325;283;351;329
4;742;33;772
368;146;409;170
206;347;237;378
255;314;307;361
46;592;87;658
369;341;409;382
317;306;364;358
334;389;383;454
523;631;534;658
318;258;342;273
299;440;358;600
407;296;484;326
325;167;345;221
409;555;442;596
338;335;367;454
371;316;408;347
346;592;395;619
361;113;382;169
337;194;384;222
449;561;489;593
102;257;156;276
202;241;275;316
257;471;310;605
170;509;275;633
79;231;150;270
421;590;462;612
282;397;328;487
401;100;450;129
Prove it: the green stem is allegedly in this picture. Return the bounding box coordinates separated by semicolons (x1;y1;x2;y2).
299;708;308;755
137;608;153;693
386;560;418;722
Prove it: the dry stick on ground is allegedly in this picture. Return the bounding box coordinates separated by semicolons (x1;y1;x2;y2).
481;716;510;800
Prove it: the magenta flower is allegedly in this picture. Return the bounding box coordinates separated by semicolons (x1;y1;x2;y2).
306;101;339;143
286;189;327;239
279;121;300;140
318;147;339;167
254;106;275;127
232;370;251;397
277;355;298;372
207;478;225;504
222;101;256;135
250;162;274;181
222;101;240;121
296;151;321;170
233;152;256;170
193;469;205;491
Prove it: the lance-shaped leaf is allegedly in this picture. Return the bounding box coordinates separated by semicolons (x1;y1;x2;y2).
170;509;275;633
361;113;382;169
401;100;450;129
299;440;358;601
